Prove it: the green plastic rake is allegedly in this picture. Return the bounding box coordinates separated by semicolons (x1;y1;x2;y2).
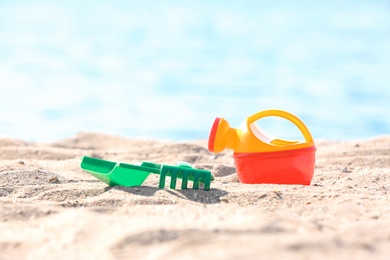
80;156;214;190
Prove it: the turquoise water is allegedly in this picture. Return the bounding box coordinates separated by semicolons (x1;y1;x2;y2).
0;0;389;142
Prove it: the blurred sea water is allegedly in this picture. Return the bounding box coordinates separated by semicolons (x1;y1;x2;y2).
0;0;389;142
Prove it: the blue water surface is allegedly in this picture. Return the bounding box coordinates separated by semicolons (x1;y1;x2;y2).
0;0;389;142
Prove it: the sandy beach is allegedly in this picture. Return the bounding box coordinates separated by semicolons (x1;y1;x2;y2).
0;132;389;259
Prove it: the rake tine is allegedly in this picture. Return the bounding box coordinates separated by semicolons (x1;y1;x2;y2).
159;168;167;189
203;173;211;191
170;170;178;189
181;170;189;189
193;173;200;190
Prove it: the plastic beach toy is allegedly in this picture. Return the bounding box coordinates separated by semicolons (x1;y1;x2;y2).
80;156;214;190
208;109;316;185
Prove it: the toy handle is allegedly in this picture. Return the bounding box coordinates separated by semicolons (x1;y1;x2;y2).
247;109;313;143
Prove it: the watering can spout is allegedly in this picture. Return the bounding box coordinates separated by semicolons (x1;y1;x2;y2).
208;117;239;153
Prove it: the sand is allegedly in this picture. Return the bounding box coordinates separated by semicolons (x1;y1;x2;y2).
0;132;389;260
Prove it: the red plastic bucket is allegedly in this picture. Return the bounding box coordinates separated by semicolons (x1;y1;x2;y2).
233;146;316;185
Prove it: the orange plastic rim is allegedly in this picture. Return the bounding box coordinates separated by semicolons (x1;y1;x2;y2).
208;117;221;153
